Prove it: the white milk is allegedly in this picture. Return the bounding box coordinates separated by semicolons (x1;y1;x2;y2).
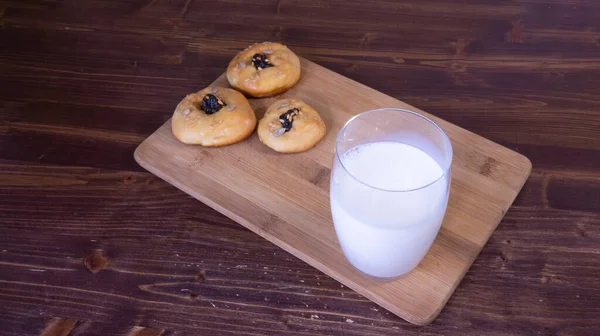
330;141;449;278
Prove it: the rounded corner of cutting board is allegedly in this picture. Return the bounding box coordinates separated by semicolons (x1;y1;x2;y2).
510;151;533;185
134;119;173;169
520;154;533;177
413;314;440;326
397;306;442;326
133;141;150;168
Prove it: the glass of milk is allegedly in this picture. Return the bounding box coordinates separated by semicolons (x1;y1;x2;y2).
330;108;453;279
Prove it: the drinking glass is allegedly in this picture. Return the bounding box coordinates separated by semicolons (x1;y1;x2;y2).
330;108;453;279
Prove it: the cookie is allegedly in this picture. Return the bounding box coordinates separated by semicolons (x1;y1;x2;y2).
258;98;326;153
171;86;256;146
226;42;301;98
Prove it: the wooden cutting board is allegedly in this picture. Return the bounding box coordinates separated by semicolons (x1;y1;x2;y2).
134;57;532;325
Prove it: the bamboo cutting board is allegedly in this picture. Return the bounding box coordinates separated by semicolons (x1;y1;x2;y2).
134;58;532;325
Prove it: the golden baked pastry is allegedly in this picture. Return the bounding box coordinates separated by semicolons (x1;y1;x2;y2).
258;98;326;153
226;42;301;97
171;86;256;146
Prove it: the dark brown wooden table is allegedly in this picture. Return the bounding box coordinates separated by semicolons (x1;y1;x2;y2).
1;1;599;335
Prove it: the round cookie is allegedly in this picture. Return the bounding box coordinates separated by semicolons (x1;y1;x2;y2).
171;86;256;146
226;42;301;98
258;98;326;153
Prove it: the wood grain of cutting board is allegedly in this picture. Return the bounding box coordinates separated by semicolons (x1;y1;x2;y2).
134;57;532;325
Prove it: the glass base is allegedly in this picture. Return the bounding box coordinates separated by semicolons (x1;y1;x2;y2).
351;264;415;282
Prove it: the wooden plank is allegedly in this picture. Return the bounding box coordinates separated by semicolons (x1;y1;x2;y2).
40;318;78;336
0;163;598;335
126;326;165;336
134;57;532;325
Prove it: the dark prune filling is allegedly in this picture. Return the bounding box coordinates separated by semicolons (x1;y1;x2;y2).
279;108;299;131
201;94;226;114
251;53;274;69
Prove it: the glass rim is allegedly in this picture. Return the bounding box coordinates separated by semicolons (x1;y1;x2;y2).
335;107;453;193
